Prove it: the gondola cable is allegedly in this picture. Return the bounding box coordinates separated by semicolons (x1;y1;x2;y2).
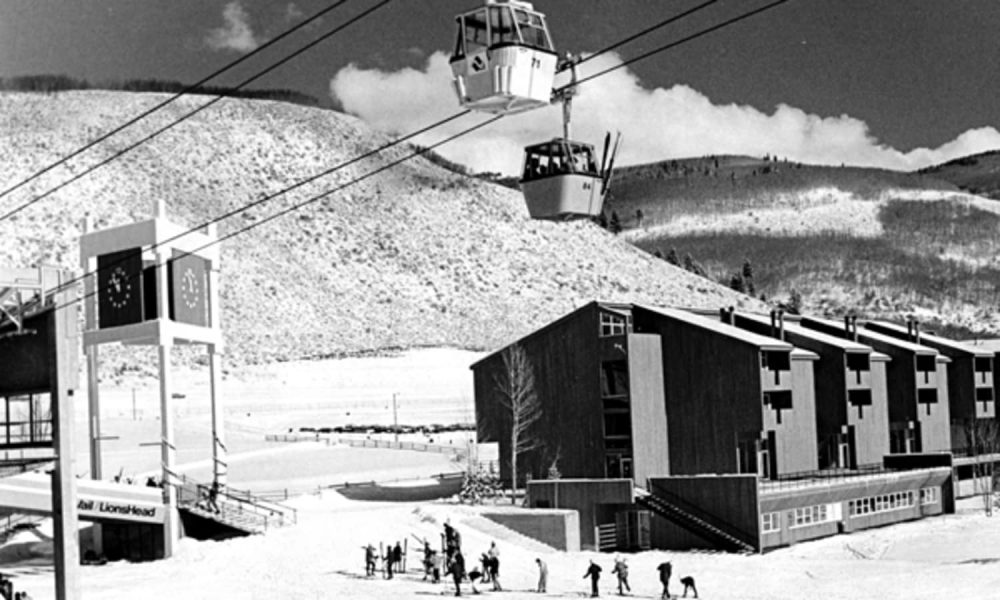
0;0;391;223
42;0;797;316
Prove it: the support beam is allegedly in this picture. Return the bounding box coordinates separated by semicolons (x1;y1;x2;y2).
209;345;227;487
51;276;79;600
159;343;179;556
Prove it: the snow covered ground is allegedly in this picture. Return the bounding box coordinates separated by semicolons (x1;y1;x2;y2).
1;348;999;599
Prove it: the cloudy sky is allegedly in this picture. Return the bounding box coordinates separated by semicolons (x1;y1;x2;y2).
2;0;998;175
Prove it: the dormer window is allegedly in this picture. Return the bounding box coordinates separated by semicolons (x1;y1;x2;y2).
599;311;628;337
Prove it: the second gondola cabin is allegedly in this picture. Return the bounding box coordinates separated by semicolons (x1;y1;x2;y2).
521;139;605;219
450;0;558;114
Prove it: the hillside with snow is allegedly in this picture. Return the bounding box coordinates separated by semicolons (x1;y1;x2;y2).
606;155;1000;338
0;90;760;371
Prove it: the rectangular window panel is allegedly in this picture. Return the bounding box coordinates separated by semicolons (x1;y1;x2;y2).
848;389;872;407
599;312;627;337
761;351;791;371
917;388;938;405
975;357;992;373
603;412;632;438
976;387;994;402
845;352;870;372
761;512;780;533
600;361;629;397
915;355;937;373
764;390;793;410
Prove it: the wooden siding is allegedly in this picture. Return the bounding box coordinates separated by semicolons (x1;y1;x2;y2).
526;479;633;550
472;302;606;484
765;355;819;474
853;357;891;466
627;334;669;483
648;475;759;551
633;307;763;475
921;361;952;452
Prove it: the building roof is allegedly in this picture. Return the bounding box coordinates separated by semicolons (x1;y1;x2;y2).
802;316;938;355
866;320;993;358
963;338;1000;354
638;305;794;352
736;312;873;353
469;300;630;369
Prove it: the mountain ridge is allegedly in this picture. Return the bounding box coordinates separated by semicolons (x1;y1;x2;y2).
0;90;760;375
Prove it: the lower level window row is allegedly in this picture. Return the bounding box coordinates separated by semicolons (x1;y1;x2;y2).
849;491;914;516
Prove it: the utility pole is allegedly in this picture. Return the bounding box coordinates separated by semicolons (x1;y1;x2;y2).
392;393;399;444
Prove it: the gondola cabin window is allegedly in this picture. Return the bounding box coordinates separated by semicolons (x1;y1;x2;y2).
454;11;489;58
513;8;552;50
522;141;599;181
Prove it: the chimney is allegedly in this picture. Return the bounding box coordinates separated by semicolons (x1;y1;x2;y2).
728;306;735;325
777;309;785;341
850;315;858;342
771;310;778;338
720;307;729;324
914;319;921;344
844;316;851;340
907;319;914;341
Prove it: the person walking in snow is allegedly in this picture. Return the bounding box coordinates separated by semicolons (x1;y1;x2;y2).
535;557;548;593
612;556;631;595
392;542;404;574
584;560;602;597
364;544;377;576
448;550;466;596
657;561;672;599
487;541;501;591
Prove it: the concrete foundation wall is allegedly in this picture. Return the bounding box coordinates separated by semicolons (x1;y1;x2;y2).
483;510;580;552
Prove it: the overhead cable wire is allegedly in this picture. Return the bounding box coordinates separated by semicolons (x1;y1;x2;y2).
556;0;793;93
0;0;393;223
0;0;355;208
52;113;504;318
44;0;796;316
559;0;720;72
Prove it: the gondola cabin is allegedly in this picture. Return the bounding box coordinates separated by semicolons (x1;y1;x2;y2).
521;139;605;219
450;0;558;114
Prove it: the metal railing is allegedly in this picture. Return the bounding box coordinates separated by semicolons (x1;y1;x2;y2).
264;433;469;458
759;464;939;493
639;485;756;550
172;473;297;531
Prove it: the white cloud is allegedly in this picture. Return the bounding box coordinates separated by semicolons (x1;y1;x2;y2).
285;3;305;23
329;51;1000;176
206;2;261;53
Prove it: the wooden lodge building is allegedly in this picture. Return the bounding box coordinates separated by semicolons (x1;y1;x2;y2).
722;311;892;471
800;316;953;455
472;302;972;553
862;320;996;454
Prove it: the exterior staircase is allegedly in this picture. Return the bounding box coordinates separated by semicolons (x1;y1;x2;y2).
175;476;296;537
634;488;757;553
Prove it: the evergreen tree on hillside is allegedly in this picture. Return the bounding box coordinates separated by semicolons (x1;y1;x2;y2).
665;248;681;266
741;260;756;296
609;211;622;234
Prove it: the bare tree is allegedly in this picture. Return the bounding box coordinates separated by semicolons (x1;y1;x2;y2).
965;418;1000;516
493;344;543;504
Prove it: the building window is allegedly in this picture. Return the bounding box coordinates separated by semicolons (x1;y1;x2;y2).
846;352;870;371
915;354;936;374
976;387;994;403
848;491;915;516
602;412;631;438
763;390;793;410
920;487;939;505
599;312;627;337
761;512;780;533
761;350;791;371
848;389;872;413
600;361;629;398
917;388;938;405
975;357;992;374
788;504;836;529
